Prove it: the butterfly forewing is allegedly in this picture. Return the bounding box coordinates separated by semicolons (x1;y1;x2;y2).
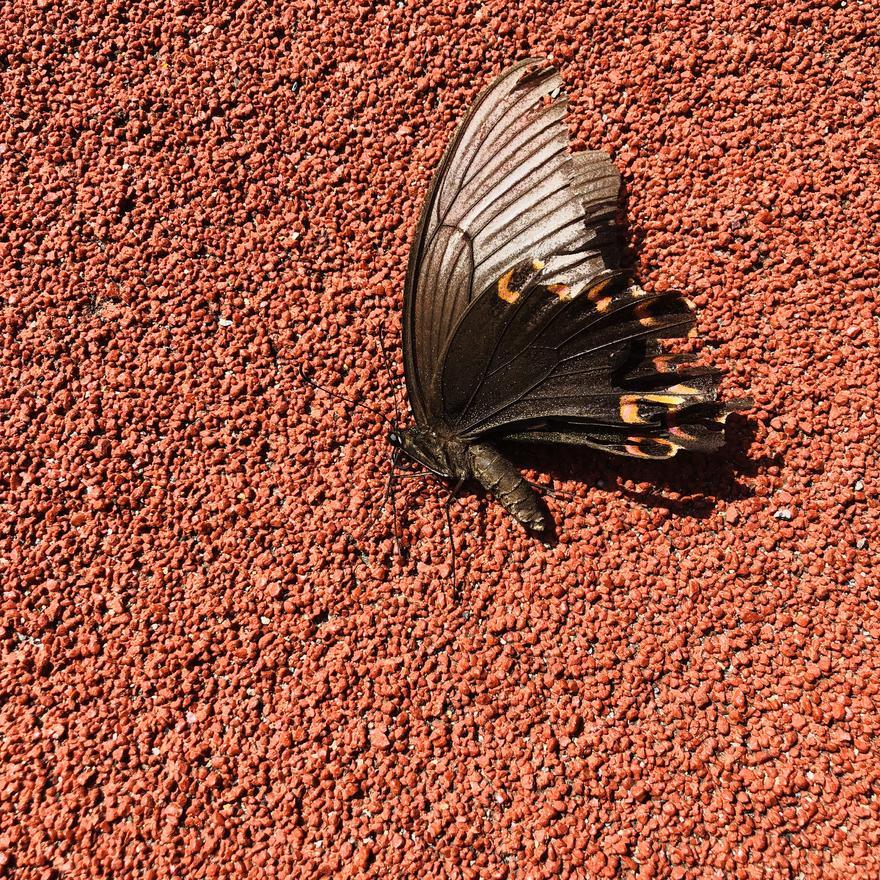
403;59;620;424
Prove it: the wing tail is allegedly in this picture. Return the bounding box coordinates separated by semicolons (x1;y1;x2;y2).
503;395;751;459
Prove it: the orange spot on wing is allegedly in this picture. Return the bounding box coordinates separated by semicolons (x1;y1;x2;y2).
621;392;689;424
626;436;677;458
497;269;520;304
650;437;678;455
586;277;614;300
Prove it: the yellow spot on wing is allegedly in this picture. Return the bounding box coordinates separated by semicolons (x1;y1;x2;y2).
634;302;656;326
532;258;545;271
620;392;690;425
497;269;520;304
594;296;612;312
547;283;572;301
667;383;699;396
644;393;686;406
620;395;643;424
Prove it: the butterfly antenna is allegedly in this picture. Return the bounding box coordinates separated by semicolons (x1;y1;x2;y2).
444;499;458;599
378;448;397;511
297;365;393;428
377;325;404;427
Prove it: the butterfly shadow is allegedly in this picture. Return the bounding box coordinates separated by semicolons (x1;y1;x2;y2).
611;177;645;276
503;414;773;534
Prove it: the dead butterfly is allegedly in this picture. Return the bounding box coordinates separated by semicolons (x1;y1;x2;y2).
391;58;749;532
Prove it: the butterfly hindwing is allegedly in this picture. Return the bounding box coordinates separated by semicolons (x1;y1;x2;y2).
439;270;735;457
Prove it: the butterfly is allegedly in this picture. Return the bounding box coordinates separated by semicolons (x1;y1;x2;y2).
390;58;749;532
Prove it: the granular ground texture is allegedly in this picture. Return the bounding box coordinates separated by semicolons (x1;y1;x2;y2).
1;0;878;877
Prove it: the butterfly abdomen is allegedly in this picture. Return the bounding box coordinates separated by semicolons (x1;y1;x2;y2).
467;443;546;532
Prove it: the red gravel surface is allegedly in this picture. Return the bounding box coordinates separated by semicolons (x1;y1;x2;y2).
2;1;879;877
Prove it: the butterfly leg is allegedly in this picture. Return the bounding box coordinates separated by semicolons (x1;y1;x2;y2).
522;477;579;503
445;478;465;598
380;447;409;562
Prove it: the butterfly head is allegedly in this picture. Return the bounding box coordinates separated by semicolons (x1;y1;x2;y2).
388;426;458;479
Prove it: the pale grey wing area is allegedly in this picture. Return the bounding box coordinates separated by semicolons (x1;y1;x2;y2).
402;58;622;424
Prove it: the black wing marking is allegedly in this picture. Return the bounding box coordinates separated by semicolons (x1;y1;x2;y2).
402;59;621;425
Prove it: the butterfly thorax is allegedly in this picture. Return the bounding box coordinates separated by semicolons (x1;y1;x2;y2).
394;427;470;481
